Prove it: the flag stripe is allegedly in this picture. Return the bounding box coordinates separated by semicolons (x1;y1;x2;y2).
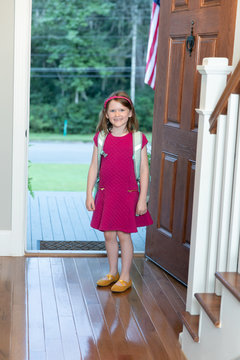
145;4;159;68
150;66;156;89
145;43;158;84
144;0;160;90
145;21;159;76
148;44;158;89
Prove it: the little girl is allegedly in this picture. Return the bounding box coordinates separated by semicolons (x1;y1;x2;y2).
86;90;153;293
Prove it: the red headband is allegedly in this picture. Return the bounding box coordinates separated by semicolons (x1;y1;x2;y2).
104;96;131;108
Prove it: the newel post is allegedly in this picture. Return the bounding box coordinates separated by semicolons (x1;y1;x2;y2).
186;58;232;314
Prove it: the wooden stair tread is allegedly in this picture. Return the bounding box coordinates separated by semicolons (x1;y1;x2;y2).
180;311;199;342
195;293;221;327
216;272;240;302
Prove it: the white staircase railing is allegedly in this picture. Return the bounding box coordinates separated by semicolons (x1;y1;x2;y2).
186;57;240;314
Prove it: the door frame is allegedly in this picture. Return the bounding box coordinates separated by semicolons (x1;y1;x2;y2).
13;0;32;256
3;0;240;256
0;0;31;256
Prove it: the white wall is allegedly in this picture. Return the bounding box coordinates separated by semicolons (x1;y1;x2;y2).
0;1;14;229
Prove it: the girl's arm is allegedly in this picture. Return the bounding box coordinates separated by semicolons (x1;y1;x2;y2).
136;145;149;216
86;144;98;211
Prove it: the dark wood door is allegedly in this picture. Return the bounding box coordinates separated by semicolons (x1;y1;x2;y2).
145;0;238;284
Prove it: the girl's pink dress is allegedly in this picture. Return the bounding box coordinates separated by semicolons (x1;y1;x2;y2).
91;132;153;233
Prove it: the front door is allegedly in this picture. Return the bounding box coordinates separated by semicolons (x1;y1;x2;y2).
145;0;238;284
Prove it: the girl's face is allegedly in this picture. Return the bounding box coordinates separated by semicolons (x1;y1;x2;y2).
106;100;132;131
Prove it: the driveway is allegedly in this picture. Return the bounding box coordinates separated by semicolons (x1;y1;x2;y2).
28;141;93;164
28;140;151;164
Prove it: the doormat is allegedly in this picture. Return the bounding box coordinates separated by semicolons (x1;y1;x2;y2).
40;240;120;251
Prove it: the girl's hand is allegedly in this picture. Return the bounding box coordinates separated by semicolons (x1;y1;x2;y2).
136;198;147;216
86;195;95;211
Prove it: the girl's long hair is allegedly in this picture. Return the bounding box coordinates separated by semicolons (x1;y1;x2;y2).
96;91;139;134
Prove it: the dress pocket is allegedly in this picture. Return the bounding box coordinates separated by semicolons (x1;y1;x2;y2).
127;189;139;205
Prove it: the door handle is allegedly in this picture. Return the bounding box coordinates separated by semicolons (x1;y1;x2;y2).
186;21;195;57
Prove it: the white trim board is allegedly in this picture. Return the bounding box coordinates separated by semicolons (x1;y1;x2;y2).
0;0;32;256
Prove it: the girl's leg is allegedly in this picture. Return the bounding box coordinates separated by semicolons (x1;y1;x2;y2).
104;231;119;275
117;231;133;282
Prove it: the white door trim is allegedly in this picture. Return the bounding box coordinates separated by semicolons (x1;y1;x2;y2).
0;0;32;256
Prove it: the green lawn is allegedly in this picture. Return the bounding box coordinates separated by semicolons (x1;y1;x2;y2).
29;132;152;143
29;163;89;191
30;132;95;143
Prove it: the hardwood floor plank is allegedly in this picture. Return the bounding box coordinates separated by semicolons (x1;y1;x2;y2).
50;258;82;359
145;259;186;312
47;197;65;240
88;257;142;360
0;258;12;360
38;258;64;360
126;268;173;359
132;259;185;360
75;258;117;360
96;257;172;359
63;258;100;360
91;257;154;360
165;272;187;303
74;258;100;306
10;258;28;360
134;258;185;331
26;258;46;359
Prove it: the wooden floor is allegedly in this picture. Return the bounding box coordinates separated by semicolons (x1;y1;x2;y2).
0;256;187;360
27;192;146;252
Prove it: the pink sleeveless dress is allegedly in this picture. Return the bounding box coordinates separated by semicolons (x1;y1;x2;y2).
90;132;153;233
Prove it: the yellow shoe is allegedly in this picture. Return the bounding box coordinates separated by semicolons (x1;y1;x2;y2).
97;273;119;287
111;279;132;293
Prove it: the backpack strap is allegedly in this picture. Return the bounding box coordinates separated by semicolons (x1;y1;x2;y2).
132;131;142;191
132;131;151;203
93;130;108;198
97;130;108;175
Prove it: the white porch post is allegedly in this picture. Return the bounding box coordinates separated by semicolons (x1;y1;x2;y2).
186;58;232;314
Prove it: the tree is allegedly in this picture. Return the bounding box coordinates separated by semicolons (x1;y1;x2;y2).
30;0;154;133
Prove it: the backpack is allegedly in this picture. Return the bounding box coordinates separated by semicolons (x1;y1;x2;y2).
93;130;150;203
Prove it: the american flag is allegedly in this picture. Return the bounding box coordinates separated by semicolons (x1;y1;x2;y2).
144;0;160;89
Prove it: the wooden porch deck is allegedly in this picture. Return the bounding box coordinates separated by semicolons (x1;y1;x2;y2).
27;192;146;252
0;256;187;360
